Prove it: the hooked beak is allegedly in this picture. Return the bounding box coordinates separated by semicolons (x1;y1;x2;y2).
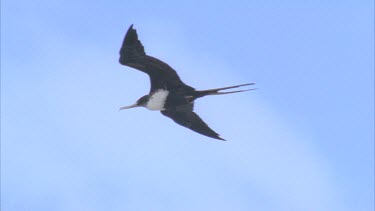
119;103;140;110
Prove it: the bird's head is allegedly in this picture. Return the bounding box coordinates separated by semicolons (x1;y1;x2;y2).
119;95;149;110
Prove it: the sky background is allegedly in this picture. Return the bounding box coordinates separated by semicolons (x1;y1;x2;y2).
1;1;374;211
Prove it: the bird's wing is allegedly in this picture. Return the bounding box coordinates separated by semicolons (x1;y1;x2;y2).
161;108;225;141
119;25;195;93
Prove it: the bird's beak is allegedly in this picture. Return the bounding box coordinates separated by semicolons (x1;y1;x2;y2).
119;103;140;110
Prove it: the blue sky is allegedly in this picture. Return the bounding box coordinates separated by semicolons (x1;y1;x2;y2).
2;1;374;210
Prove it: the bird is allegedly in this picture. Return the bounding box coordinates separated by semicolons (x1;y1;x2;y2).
119;24;255;141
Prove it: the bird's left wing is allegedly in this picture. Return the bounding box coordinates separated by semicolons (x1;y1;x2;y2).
119;25;194;93
161;109;225;141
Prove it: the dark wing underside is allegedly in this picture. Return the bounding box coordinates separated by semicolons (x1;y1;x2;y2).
119;25;195;93
161;107;225;141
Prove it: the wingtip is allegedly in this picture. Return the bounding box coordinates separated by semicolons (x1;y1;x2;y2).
217;136;226;141
122;24;140;47
127;24;135;32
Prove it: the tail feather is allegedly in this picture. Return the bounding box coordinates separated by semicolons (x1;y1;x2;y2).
196;83;256;98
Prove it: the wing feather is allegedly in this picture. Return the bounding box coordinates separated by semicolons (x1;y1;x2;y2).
119;25;194;93
161;109;225;141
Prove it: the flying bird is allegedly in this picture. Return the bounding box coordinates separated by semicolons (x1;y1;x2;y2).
119;25;255;141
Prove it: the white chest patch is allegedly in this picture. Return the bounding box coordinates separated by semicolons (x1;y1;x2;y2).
146;89;169;111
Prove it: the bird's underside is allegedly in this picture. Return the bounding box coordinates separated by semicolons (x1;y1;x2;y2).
119;24;255;141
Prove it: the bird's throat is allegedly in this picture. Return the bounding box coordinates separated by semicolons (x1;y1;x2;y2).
145;89;169;111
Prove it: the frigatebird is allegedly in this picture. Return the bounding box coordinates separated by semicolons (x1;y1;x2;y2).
119;25;255;141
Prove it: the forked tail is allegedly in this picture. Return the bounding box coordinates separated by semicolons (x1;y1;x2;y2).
195;83;256;98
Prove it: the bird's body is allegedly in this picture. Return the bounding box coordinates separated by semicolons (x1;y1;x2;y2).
145;89;169;111
119;25;255;141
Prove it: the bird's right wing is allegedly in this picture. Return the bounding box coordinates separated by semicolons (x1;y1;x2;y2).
161;109;225;141
119;25;194;93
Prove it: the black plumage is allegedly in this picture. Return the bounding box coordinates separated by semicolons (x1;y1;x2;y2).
119;25;255;141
